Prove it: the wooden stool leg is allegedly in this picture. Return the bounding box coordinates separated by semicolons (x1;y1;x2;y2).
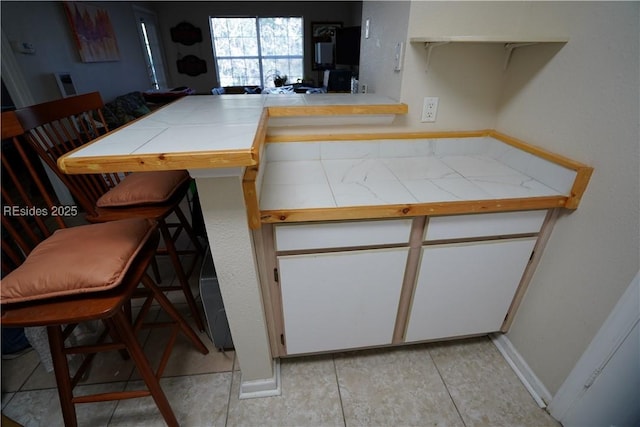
158;219;205;332
103;319;130;361
109;311;179;427
141;274;209;355
47;325;78;427
150;258;162;283
174;205;205;255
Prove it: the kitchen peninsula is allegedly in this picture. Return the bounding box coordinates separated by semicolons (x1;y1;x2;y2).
59;94;592;399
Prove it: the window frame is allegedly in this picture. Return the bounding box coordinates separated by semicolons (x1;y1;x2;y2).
133;6;168;90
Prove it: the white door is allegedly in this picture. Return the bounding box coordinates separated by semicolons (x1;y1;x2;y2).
550;272;640;427
406;238;537;342
278;247;408;355
133;7;168;90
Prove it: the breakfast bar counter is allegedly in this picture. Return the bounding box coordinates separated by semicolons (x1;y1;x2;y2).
59;94;408;174
59;94;592;399
58;93;410;398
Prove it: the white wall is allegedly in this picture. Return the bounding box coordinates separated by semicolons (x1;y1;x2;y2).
358;1;410;99
1;1;151;103
400;1;518;129
496;2;640;394
361;0;639;396
154;1;362;93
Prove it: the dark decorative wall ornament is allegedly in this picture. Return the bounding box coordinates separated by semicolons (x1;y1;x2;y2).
171;22;202;45
177;55;207;76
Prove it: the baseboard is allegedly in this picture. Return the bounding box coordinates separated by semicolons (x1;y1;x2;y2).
238;359;281;399
490;333;552;408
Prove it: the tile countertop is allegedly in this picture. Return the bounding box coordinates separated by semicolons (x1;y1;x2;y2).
59;94;407;174
259;136;579;210
70;95;265;158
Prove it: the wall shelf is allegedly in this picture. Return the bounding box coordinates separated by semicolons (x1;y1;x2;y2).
409;36;569;71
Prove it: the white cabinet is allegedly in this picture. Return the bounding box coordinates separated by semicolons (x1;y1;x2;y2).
278;247;408;355
268;210;549;356
405;237;537;342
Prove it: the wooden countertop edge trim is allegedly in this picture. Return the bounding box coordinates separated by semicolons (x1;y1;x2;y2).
58;149;257;174
58;101;406;173
258;197;567;225
266;103;409;117
565;166;594;209
245;130;594;227
243;165;261;230
243;109;270;229
488;130;590;170
488;130;593;209
57;101;180;172
251;109;270;164
58;132;112;173
262;129;593;210
265;129;490;143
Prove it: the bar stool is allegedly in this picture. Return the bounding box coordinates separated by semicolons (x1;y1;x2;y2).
14;93;206;331
1;111;208;426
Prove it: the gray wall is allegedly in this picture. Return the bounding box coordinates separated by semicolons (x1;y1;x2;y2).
1;1;151;103
358;1;410;99
1;1;362;100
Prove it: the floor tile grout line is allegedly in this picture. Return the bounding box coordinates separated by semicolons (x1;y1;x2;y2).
14;355;41;393
107;371;234;426
4;340;556;427
427;348;468;427
105;382;125;427
223;355;234;427
109;306;158;427
0;390;18;412
332;355;347;427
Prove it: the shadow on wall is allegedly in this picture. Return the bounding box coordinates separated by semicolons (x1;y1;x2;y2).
497;43;566;111
395;41;565;129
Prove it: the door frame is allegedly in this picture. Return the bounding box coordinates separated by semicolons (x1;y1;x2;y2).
132;5;169;90
548;271;640;421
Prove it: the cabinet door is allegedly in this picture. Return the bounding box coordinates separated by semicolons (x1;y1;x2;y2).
405;238;536;342
279;248;408;355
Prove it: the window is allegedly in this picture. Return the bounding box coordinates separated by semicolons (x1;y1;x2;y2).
211;17;303;88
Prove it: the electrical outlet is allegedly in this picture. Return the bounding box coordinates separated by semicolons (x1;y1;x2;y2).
421;97;439;122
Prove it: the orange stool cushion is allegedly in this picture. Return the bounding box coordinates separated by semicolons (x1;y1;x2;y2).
96;170;189;207
1;219;156;304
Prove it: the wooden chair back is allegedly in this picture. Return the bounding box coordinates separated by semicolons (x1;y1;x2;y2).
14;92;123;217
2;111;209;426
1;111;66;276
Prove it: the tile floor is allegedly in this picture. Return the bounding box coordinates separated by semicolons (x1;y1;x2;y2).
1;208;560;427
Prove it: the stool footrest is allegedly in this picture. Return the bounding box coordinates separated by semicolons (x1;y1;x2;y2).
72;390;151;404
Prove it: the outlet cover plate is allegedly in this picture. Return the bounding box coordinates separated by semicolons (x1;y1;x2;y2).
421;96;439;122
